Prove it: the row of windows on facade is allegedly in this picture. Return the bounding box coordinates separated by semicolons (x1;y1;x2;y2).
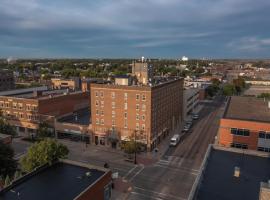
2;111;38;121
0;101;37;111
95;101;146;111
231;128;270;139
95;118;145;130
229;142;270;153
230;128;250;136
95;91;147;101
96;110;146;120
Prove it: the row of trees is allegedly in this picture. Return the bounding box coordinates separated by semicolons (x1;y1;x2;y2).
222;77;246;96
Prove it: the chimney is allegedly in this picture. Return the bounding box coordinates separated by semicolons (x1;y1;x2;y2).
259;181;270;200
234;166;240;177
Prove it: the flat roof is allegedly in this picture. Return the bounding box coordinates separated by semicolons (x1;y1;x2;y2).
224;96;270;122
0;162;106;200
58;109;90;125
197;149;270;200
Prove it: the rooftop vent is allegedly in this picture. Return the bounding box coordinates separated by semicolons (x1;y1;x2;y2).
86;172;91;177
234;166;240;178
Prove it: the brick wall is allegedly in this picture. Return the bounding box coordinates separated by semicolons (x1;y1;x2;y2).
218;118;270;150
76;171;112;200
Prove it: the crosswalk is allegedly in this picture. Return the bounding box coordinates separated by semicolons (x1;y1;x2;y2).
154;156;199;175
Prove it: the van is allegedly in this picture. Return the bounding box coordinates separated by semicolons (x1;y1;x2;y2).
170;134;181;146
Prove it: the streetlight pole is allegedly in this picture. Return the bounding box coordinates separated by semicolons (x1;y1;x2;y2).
134;130;137;164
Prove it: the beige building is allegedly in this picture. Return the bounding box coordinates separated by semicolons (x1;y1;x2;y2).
51;77;81;91
132;61;153;85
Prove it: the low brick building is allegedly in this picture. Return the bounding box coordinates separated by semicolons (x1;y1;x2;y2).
0;88;89;137
218;96;270;152
0;160;112;200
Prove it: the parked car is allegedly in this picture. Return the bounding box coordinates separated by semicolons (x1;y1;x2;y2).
192;114;199;120
170;134;181;146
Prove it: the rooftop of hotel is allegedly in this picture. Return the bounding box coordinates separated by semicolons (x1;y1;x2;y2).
224;96;270;122
197;149;270;200
0;161;107;200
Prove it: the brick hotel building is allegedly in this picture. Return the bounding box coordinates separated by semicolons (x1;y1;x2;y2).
218;96;270;152
90;61;184;150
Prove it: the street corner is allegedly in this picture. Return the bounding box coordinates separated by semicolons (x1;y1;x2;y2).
113;177;133;193
137;156;158;166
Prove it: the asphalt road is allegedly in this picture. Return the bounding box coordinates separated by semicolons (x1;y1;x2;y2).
10;96;225;200
126;96;225;200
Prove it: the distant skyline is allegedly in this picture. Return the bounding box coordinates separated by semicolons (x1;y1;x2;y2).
0;0;270;59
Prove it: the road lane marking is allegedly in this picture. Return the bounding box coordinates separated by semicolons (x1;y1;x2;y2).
134;186;187;200
129;165;145;181
154;164;198;175
123;165;138;179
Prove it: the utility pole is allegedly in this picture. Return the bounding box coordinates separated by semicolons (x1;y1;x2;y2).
134;130;137;164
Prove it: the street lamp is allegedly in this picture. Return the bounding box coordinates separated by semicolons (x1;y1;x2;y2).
134;130;137;164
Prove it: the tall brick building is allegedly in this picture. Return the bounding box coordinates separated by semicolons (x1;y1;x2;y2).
90;77;183;150
218;96;270;152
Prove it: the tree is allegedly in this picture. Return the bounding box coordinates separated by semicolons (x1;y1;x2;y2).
211;78;221;86
4;175;11;187
257;93;270;99
20;139;69;173
0;142;17;179
222;84;236;96
0;110;16;137
36;122;53;139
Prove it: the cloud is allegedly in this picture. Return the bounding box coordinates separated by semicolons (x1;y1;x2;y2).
227;37;270;52
0;0;269;58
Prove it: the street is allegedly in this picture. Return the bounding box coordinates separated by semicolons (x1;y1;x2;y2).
10;96;225;200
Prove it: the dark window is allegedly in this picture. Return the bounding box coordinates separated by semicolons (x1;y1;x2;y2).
231;128;238;135
266;134;270;139
259;131;266;139
231;143;248;149
243;129;250;136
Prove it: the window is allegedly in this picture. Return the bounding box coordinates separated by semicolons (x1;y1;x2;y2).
112;102;115;109
136;104;139;110
142;94;146;101
101;119;104;125
13;103;17;109
5;102;9;108
95;91;99;97
111;92;115;98
124;112;127;119
96;110;99;115
101;101;104;107
259;131;266;138
136;114;139;120
142;124;145;130
112;111;115;118
142;104;146;111
124;93;128;100
96;118;100;125
136;123;139;130
136;94;140;100
124;102;127;110
101;110;104;116
95;100;99;106
18;103;23;110
124;120;127;128
26;104;31;111
231;143;248;149
142;115;145;121
258;147;270;152
112;119;115;127
100;91;104;98
0;101;4;108
230;128;250;136
20;113;23;119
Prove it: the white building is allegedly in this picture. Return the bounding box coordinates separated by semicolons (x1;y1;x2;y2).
183;88;200;120
182;56;189;62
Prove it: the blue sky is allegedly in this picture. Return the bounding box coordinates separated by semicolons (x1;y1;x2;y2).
0;0;270;59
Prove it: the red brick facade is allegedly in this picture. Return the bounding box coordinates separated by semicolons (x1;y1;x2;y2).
218;118;270;150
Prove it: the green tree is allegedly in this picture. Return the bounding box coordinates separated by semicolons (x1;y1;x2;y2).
257;93;270;99
0;142;17;179
0;110;16;137
13;170;22;181
211;78;221;86
222;84;236;96
20;139;69;173
36;122;53;139
4;175;11;187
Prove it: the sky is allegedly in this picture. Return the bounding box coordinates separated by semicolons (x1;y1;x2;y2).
0;0;270;59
